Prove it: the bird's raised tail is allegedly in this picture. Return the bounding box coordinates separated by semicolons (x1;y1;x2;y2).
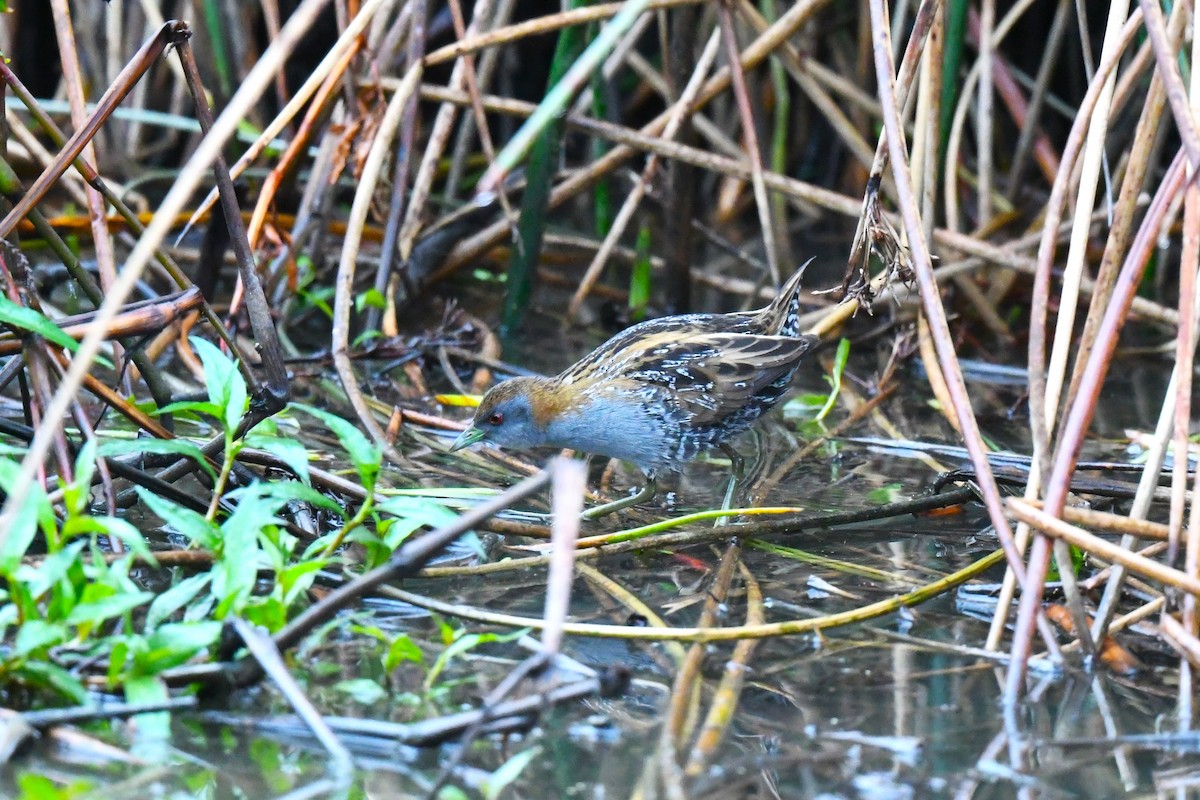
756;257;815;338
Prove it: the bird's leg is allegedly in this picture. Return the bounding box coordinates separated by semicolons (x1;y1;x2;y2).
716;444;745;526
581;474;658;520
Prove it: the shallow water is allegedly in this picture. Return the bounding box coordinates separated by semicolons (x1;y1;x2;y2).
8;319;1199;799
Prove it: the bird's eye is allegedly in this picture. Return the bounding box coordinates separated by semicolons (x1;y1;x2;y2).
487;411;504;426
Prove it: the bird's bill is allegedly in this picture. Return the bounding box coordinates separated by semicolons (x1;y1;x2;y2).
449;426;486;452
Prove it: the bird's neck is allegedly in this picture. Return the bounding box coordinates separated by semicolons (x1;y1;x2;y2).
525;377;575;429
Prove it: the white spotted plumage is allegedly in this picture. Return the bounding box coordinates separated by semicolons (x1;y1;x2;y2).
463;263;818;474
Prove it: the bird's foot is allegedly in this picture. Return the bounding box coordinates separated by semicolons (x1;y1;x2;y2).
582;478;658;520
715;444;745;527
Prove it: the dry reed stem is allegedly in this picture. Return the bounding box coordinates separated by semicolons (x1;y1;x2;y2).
1134;18;1200;721
1007;499;1200;598
683;561;764;776
541;459;587;656
988;7;1145;655
50;0;119;307
1008;146;1186;703
977;0;995;226
334;20;416;468
246;38;362;250
565;28;722;319
1016;3;1180;646
1159;613;1200;671
1019;503;1171;542
1065;2;1186;417
915;313;961;436
412;86;1182;324
446;0;516;197
867;0;1055;662
735;0;877;172
424;0;703;66
944;0;1053;233
432;0;834;275
186;0;393;230
0;0;336;544
0;22;184;240
383;546;1006;642
912;4;940;237
1177;0;1200;727
1039;0;1130;443
656;542;742;798
717;0;780;285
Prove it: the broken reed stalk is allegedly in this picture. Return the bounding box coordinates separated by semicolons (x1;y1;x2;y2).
683;561;765;777
656;540;743;796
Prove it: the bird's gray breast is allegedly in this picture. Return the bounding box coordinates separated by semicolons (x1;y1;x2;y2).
542;388;678;472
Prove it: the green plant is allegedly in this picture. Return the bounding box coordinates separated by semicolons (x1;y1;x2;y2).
0;336;464;705
785;337;850;428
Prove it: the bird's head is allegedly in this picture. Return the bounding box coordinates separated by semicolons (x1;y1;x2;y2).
449;376;563;452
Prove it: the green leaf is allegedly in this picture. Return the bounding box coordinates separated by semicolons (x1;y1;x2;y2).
356;288;387;312
65;439;98;517
0;441;29;457
482;747;541;800
279;559;327;606
865;483;904;504
17;771;94;800
244;433;311;485
138;489;219;549
628;224;652;321
0;458;55;567
138;622;222;672
789;394;832;410
15;620;66;657
190;336;248;432
65;590;154;627
289;403;381;490
14;541;87;601
62;516;156;565
228;476;341;514
335;678;388;704
212;486;289;614
124;674;171;742
146;574;212;631
377;496;459;550
99;437;217;482
814;337;850;422
384;635;424;672
17;661;87;704
425;628;527;691
243;597;289;632
155;399;225;419
0;295;81;353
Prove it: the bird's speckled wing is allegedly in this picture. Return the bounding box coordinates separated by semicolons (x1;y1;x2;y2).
573;331;817;428
556;314;754;387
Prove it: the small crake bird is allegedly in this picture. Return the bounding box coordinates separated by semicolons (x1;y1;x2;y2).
450;265;818;514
